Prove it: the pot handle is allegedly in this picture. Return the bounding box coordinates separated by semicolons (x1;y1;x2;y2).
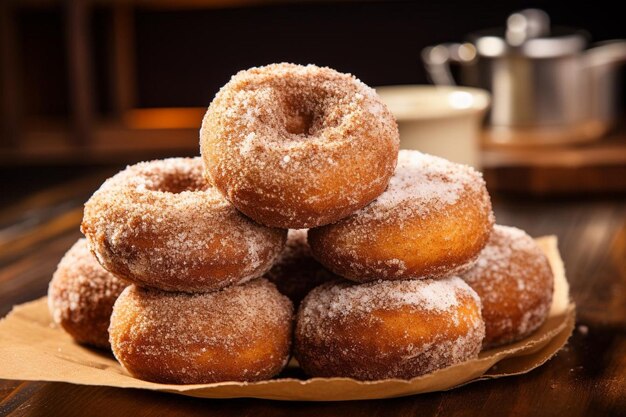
583;40;626;122
421;43;476;86
583;40;626;69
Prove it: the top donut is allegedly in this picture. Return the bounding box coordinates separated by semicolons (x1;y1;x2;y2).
200;63;400;229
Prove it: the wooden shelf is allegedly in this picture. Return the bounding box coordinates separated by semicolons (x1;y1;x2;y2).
0;107;206;164
0;120;198;165
482;129;626;194
482;131;626;168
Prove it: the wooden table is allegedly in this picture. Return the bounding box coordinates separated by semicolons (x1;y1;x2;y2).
1;168;625;417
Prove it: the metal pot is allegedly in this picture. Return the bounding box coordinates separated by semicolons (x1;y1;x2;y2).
422;9;626;145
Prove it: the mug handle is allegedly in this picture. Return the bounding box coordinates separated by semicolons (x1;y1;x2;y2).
421;43;476;86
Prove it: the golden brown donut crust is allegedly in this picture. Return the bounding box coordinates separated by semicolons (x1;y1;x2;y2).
109;279;294;384
48;239;128;349
294;277;485;380
308;151;494;282
200;63;400;229
81;157;287;293
264;229;338;305
462;225;554;348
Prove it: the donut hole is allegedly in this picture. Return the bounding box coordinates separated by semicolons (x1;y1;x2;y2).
145;171;210;194
285;111;314;135
282;92;325;137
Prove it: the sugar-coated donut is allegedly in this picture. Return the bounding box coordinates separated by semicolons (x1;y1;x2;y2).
264;229;338;305
295;277;485;380
82;157;287;293
308;150;494;282
462;225;554;348
109;279;293;384
48;239;128;349
200;63;400;229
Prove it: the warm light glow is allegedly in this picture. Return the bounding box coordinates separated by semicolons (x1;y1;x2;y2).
124;107;205;129
448;91;475;109
427;45;450;65
507;13;528;46
458;43;477;61
476;37;506;57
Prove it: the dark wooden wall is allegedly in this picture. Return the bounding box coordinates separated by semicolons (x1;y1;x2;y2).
11;0;626;116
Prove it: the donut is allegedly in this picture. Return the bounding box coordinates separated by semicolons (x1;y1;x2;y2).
294;277;485;380
308;150;494;282
48;238;128;349
264;229;338;305
200;63;400;229
462;225;554;348
81;157;287;293
109;279;293;384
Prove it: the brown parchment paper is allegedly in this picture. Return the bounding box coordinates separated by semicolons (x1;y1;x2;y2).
0;236;575;401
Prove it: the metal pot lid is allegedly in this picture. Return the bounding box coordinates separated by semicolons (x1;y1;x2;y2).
468;9;589;58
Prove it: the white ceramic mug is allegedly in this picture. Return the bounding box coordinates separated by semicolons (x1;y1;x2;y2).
375;85;490;168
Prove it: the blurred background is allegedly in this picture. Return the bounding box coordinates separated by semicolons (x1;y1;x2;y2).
1;0;626;206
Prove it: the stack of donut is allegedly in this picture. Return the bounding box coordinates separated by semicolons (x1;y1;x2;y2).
48;63;554;384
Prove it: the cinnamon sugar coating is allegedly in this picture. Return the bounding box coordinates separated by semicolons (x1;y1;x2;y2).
200;63;400;229
48;239;128;349
462;225;554;348
109;279;294;384
81;157;286;293
308;150;495;282
294;277;485;380
264;229;338;305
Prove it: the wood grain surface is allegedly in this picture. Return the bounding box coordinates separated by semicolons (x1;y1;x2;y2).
0;169;625;416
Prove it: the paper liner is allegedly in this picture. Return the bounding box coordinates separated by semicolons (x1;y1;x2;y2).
0;236;575;401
